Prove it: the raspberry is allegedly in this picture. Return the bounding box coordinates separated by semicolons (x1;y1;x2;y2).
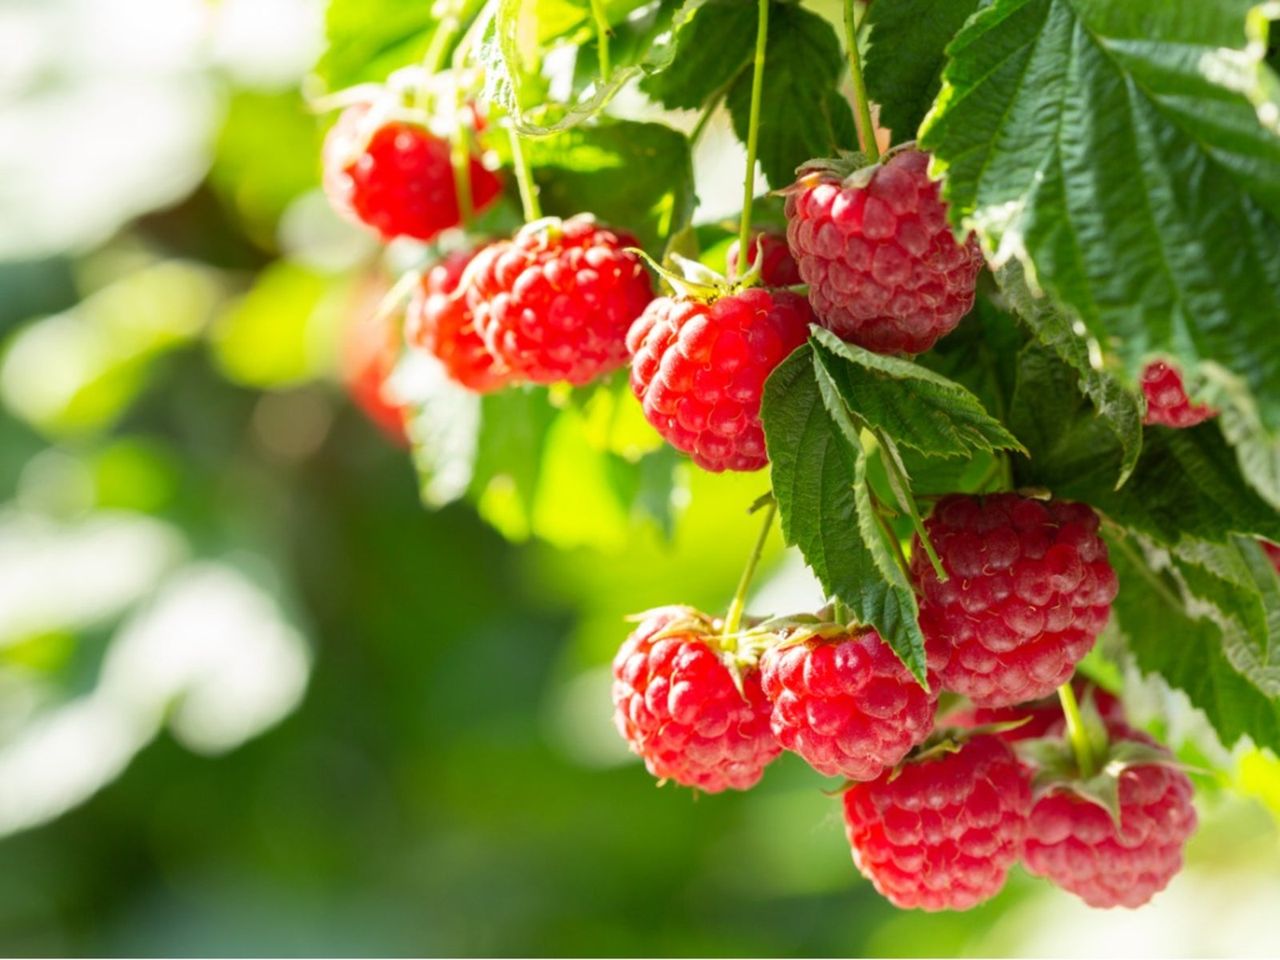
611;606;780;793
760;628;939;780
1264;540;1280;573
954;681;1125;743
1140;361;1217;428
322;104;502;242
727;231;802;287
1023;728;1197;908
627;288;811;472
912;494;1117;708
785;148;983;355
405;249;507;393
468;216;654;385
341;293;408;444
842;734;1030;911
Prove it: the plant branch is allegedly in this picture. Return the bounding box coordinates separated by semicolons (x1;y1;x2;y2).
507;125;541;222
589;0;612;83
738;0;770;269
844;0;879;161
724;498;778;636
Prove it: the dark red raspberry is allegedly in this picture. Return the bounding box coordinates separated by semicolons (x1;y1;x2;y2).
1023;728;1197;908
1263;540;1280;573
785;148;983;355
727;232;803;287
842;734;1030;911
953;681;1125;743
760;628;939;780
627;288;811;472
341;292;407;444
468;216;654;385
912;494;1117;708
405;249;507;393
1140;361;1216;428
611;606;780;793
322;104;502;242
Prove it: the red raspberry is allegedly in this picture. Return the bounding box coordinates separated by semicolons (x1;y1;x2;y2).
760;629;939;780
842;734;1030;911
627;288;811;472
1023;728;1197;908
1263;540;1280;573
611;606;780;793
727;231;803;287
405;249;507;393
785;148;983;355
1140;361;1216;428
341;294;407;444
322;104;502;242
468;216;654;385
912;494;1117;708
953;681;1125;743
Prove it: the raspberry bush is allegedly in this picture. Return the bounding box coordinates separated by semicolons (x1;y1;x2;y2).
317;0;1280;917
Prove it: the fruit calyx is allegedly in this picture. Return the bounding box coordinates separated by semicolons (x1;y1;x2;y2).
1015;700;1191;825
628;249;766;303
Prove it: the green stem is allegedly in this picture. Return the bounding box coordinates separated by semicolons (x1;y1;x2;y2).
737;0;770;268
589;0;612;83
874;437;946;581
507;125;541;222
833;598;855;626
452;0;496;72
724;499;777;637
453;120;476;229
844;0;879;161
1057;681;1097;778
870;492;911;577
423;14;461;75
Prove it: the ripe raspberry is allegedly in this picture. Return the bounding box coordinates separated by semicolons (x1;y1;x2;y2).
760;628;939;780
341;293;407;444
1140;361;1216;428
611;606;780;793
842;734;1030;911
1023;728;1197;908
727;232;802;287
405;249;507;393
953;681;1125;743
912;494;1117;708
468;216;654;385
1263;540;1280;573
322;104;502;242
627;288;811;472
785;148;983;355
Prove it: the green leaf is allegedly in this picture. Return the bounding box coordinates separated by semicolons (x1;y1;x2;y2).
762;345;928;682
524;119;695;251
1009;344;1280;546
485;0;711;135
1171;536;1280;696
920;0;1280;434
317;0;440;91
995;263;1142;486
864;0;983;139
1108;530;1280;753
725;3;857;189
638;0;756;109
399;353;482;508
810;329;1024;461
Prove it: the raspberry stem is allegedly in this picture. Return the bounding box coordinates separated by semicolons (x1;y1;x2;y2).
843;0;879;162
507;125;542;222
589;0;612;83
737;0;771;274
1057;681;1098;779
724;498;777;637
452;107;475;229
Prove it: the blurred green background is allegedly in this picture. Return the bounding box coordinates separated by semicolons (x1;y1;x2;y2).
1;1;1279;956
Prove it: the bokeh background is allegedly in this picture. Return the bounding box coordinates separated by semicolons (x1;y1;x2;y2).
1;0;1279;956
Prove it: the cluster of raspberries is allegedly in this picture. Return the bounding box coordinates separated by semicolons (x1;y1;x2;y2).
611;492;1196;912
326;116;1213;461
